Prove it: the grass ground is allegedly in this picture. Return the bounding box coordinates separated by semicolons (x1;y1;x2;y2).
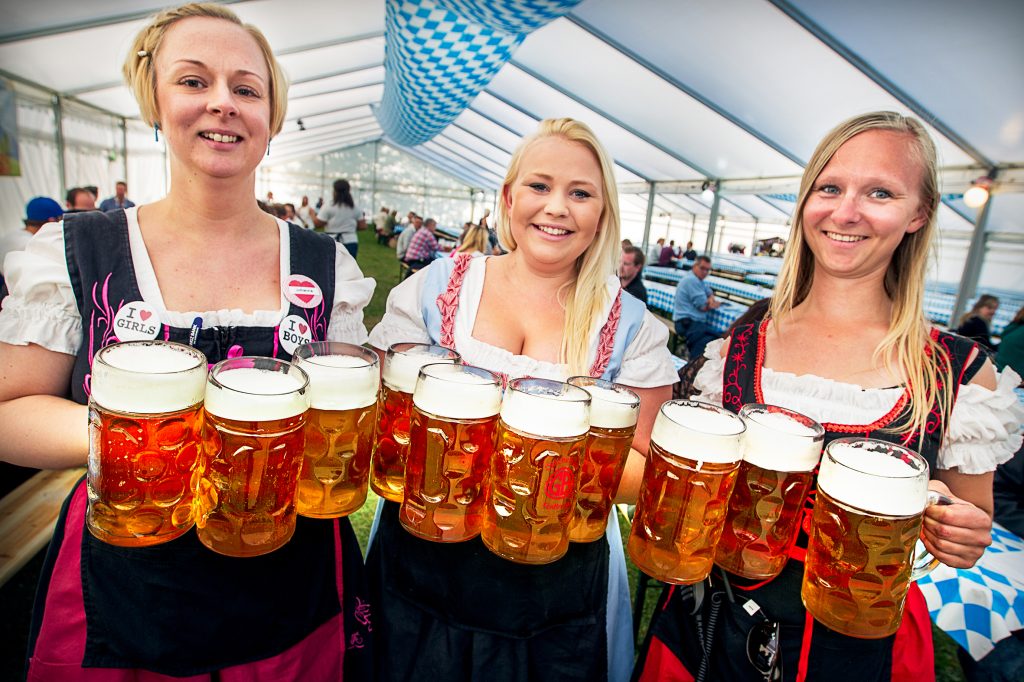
350;227;967;677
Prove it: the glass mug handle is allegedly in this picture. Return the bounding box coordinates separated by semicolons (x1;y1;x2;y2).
910;491;955;581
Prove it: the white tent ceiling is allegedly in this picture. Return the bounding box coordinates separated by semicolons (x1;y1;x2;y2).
1;0;1022;232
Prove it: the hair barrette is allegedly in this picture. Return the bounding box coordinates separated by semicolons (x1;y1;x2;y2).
137;50;149;58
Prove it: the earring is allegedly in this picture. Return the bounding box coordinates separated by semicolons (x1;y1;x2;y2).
154;123;160;142
266;140;271;156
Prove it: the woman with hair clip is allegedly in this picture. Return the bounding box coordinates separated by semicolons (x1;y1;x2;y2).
366;117;677;681
452;222;491;257
634;112;1023;682
0;4;374;679
311;178;366;258
955;294;1000;352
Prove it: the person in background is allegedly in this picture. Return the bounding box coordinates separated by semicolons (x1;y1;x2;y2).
310;178;365;258
99;181;136;211
478;206;491;229
0;4;375;678
995;306;1024;380
671;254;721;358
636;110;1021;682
956;294;1000;352
647;237;664;265
1;197;63;278
621;238;633;250
402;217;439;271
65;187;95;211
657;238;676;266
395;213;420;261
681;240;697;261
619;245;647;306
367;117;676;681
296;195;315;228
282;202;297;222
376;205;392;244
452;223;490;257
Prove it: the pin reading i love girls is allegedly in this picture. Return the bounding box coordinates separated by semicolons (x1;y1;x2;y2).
112;301;161;341
283;275;323;309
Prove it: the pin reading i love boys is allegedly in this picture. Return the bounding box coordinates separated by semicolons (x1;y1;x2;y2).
279;314;313;354
283;275;323;309
113;301;161;341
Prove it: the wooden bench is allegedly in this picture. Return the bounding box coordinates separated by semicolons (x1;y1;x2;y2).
0;468;83;587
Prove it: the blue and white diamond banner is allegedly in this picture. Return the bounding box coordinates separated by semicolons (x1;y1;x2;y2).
377;0;581;147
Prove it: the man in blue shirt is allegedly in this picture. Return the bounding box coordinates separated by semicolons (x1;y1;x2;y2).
672;255;721;358
98;181;135;211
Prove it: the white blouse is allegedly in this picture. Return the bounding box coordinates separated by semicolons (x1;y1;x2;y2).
693;338;1024;475
0;207;375;353
368;256;679;388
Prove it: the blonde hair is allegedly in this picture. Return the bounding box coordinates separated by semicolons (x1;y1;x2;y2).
456;224;490;255
770;111;951;439
123;3;288;137
496;118;620;375
960;294;999;327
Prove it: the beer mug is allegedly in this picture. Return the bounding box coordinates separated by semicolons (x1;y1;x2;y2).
87;341;207;546
482;378;591;565
566;376;640;543
802;438;947;639
401;363;502;542
714;404;824;580
292;342;380;518
370;343;461;502
197;357;310;557
628;400;745;584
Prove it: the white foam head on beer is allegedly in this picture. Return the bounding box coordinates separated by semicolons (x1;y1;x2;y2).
818;440;928;517
205;367;309;421
384;346;456;393
296;354;379;410
500;380;590;439
651;401;744;464
578;384;639;430
92;342;206;414
741;407;822;472
414;364;500;419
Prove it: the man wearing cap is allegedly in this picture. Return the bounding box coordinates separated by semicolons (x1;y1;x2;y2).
1;197;63;293
99;181;135;211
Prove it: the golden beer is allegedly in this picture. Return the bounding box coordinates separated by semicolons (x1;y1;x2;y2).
715;404;824;580
370;343;460;502
401;364;501;542
566;377;640;543
627;400;744;584
87;341;207;547
802;439;933;639
292;343;380;518
482;378;591;565
196;358;310;557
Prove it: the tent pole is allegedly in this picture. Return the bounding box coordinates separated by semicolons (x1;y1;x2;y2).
704;188;721;255
53;95;67;200
120;118;128;186
949;197;993;327
641;181;656;256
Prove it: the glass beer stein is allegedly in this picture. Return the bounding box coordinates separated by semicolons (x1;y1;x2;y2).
628;400;745;584
714;404;824;580
292;342;380;518
801;438;948;639
401;363;502;542
197;357;310;557
370;343;461;502
482;378;591;565
566;377;640;543
87;341;207;546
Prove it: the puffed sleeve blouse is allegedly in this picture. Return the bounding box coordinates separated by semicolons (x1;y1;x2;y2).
0;207;375;352
692;338;1024;475
368;255;679;388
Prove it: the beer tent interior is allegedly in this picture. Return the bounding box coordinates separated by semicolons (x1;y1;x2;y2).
1;0;1022;324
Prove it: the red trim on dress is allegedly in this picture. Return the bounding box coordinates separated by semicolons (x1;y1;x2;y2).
588;291;622;378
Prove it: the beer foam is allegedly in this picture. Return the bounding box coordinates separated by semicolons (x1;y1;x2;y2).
383;347;457;393
650;401;744;464
818;441;928;517
578;384;639;429
413;364;501;419
91;342;206;414
205;367;309;421
295;354;379;410
500;380;590;438
741;407;822;472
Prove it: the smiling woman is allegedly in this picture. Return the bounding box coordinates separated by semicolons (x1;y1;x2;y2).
0;3;376;680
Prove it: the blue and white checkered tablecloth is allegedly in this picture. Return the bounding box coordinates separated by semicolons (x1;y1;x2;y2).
917;523;1024;660
706;275;772;303
643;266;682;284
643;280;748;334
745;273;777;288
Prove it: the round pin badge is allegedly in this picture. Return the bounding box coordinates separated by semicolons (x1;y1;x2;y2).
279;314;313;354
283;275;323;309
112;301;161;341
